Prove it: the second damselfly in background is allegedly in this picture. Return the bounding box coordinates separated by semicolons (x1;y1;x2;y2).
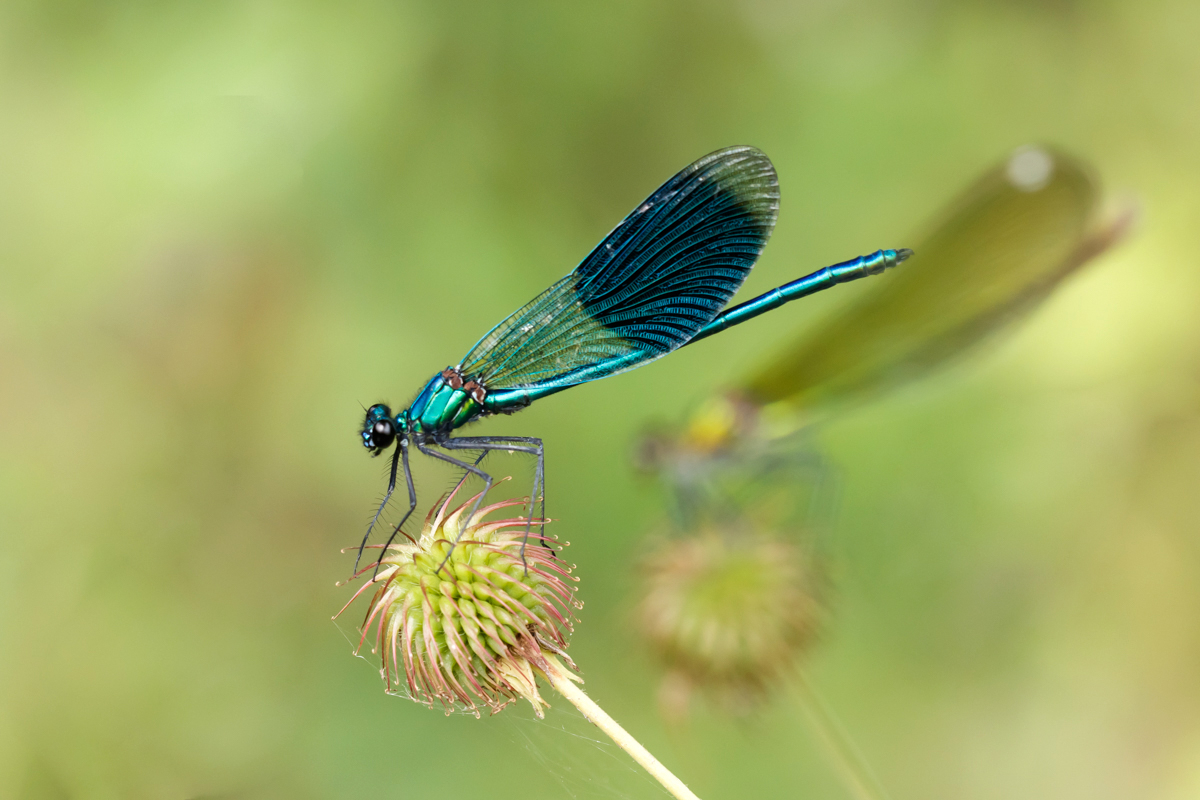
638;145;1133;533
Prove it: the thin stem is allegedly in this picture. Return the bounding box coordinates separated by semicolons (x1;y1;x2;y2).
538;656;702;800
794;670;892;800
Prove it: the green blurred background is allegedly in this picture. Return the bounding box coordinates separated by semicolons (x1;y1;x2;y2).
2;1;1198;798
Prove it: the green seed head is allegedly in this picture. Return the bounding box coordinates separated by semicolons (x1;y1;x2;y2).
639;531;821;717
339;485;580;717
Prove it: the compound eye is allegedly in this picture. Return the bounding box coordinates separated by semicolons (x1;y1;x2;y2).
372;419;395;447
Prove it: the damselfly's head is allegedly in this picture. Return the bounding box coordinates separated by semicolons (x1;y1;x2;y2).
361;403;400;455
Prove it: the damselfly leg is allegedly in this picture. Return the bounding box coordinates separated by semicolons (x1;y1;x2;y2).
354;444;405;577
368;443;417;580
415;441;495;574
442;435;545;561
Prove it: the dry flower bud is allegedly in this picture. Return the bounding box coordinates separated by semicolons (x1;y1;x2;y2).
337;485;580;717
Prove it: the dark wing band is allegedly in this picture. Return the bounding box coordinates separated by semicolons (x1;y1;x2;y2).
459;146;779;392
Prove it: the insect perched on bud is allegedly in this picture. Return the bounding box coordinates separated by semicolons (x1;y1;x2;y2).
337;482;580;717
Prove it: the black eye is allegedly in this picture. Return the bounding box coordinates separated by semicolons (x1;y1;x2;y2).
372;419;395;446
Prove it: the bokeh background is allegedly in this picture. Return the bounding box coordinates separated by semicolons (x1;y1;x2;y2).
2;1;1198;798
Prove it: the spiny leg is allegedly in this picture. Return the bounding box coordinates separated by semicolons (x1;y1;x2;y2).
442;436;544;522
442;435;544;563
416;441;493;575
370;443;418;581
354;443;401;578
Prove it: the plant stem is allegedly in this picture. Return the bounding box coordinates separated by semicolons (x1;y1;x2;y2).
794;670;892;800
538;656;702;800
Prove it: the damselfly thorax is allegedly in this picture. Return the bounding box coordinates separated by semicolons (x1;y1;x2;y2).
407;367;489;436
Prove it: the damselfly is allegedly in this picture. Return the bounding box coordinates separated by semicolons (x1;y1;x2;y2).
356;146;910;572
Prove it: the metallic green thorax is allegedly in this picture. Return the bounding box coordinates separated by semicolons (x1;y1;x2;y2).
405;368;489;435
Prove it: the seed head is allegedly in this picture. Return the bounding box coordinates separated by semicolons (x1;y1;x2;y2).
337;483;581;717
639;531;821;718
